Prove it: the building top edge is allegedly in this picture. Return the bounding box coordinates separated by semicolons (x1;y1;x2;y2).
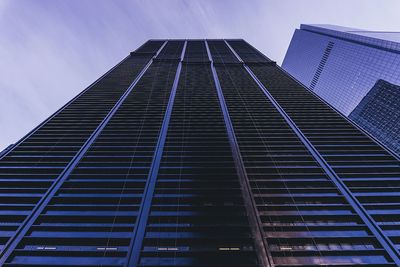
299;24;400;53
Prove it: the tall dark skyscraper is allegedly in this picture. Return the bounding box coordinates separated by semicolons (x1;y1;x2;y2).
282;24;400;156
1;39;400;266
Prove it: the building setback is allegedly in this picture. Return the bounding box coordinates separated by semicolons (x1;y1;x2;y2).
0;39;400;266
282;24;400;156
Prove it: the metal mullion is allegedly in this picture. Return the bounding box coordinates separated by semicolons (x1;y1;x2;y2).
0;41;168;265
224;40;400;264
126;40;187;267
205;40;273;267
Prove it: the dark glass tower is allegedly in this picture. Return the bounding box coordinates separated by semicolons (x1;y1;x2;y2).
349;79;400;156
1;39;400;266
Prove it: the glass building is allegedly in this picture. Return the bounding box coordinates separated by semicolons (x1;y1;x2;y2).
282;24;400;156
1;39;400;266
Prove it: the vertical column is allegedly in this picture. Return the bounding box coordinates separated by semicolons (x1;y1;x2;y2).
224;39;400;265
205;40;272;267
0;41;168;265
126;40;187;267
132;40;260;267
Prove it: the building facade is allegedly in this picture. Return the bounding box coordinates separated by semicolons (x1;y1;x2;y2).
1;39;400;266
282;24;400;155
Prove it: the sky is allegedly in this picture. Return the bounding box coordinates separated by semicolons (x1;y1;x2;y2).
1;0;400;151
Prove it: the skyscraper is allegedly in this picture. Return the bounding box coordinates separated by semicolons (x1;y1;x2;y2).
282;24;400;156
1;39;400;266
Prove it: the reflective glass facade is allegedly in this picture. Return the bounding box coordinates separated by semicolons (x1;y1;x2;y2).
282;24;400;156
1;39;400;266
349;79;400;156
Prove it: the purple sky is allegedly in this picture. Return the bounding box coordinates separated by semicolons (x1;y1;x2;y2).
1;0;400;151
